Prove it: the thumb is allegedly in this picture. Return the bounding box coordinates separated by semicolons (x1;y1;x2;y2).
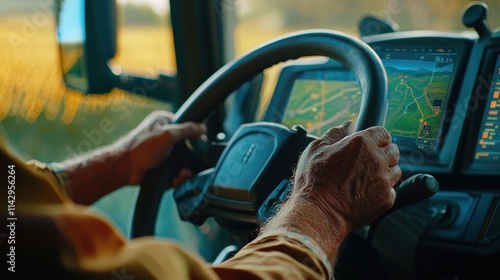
321;120;354;144
166;122;208;144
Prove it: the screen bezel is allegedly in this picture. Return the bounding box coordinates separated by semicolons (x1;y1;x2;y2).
263;33;474;174
461;47;500;176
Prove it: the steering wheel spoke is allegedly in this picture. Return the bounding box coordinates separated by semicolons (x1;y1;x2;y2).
174;168;216;225
174;123;313;231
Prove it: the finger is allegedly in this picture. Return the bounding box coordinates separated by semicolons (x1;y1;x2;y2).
364;126;392;147
153;110;175;125
321;120;354;144
388;187;397;207
146;111;174;131
167;122;208;144
151;110;175;120
390;165;403;187
172;168;193;188
382;165;401;208
381;143;400;167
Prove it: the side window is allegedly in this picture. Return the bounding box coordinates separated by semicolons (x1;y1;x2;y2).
1;0;175;237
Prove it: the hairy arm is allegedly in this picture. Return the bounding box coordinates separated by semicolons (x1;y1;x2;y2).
51;111;206;204
261;121;401;266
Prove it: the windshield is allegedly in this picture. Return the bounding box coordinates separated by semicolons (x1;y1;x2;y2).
233;0;500;56
231;0;500;122
2;0;499;262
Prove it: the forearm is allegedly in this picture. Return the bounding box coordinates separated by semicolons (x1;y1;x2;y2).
56;142;132;205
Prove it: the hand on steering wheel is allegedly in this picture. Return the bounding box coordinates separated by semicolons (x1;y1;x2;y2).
132;29;388;238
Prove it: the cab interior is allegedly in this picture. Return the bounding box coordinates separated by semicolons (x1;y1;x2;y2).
2;0;500;279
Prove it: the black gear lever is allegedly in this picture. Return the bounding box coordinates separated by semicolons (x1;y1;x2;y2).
381;173;439;219
365;173;439;242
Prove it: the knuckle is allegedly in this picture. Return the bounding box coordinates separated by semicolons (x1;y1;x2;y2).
309;138;327;150
369;126;390;140
324;127;343;139
380;172;392;186
390;143;400;155
351;131;368;144
395;165;403;180
183;122;197;134
152;110;173;121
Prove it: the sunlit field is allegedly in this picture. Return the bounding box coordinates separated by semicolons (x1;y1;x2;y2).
0;17;176;162
0;14;185;238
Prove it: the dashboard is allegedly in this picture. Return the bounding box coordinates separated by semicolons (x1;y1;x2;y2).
258;28;500;277
471;54;500;166
265;31;499;177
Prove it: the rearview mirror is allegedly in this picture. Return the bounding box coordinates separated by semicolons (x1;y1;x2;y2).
56;0;117;93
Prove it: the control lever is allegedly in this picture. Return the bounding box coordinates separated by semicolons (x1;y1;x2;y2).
364;173;439;242
382;173;440;218
462;1;491;38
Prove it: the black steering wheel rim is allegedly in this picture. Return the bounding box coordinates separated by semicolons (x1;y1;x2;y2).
131;29;388;238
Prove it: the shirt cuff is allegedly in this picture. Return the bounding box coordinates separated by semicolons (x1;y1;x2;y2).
258;227;334;278
46;162;72;186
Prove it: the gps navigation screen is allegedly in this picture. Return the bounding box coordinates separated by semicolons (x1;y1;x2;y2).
281;45;459;151
282;69;361;135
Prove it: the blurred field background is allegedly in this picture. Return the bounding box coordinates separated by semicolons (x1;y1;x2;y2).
0;6;173;163
1;0;499;243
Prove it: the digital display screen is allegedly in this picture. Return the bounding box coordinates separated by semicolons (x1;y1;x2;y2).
282;45;458;151
282;69;361;135
473;55;500;163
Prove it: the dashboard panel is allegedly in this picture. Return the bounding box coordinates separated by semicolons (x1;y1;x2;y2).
462;49;500;176
257;28;500;276
218;4;500;278
264;31;480;175
256;28;500;279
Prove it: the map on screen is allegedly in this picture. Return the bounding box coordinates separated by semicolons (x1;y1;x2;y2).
281;45;457;151
283;79;361;136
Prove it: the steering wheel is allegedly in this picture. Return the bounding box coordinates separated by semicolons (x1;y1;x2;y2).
131;29;388;238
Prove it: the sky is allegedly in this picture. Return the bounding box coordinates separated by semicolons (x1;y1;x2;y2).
57;0;85;43
57;0;168;43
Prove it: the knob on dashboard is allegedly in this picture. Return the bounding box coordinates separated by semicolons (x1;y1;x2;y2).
462;1;491;38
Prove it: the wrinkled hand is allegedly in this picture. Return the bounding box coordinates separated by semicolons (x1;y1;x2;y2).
116;110;207;185
292;120;401;231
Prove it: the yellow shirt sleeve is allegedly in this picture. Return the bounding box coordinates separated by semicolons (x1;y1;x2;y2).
0;133;331;279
